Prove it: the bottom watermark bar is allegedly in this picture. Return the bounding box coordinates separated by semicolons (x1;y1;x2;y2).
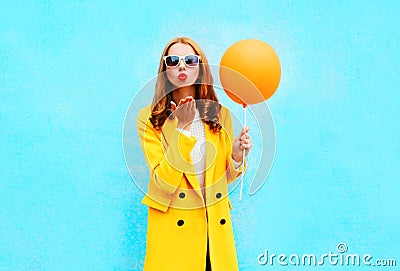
257;243;397;267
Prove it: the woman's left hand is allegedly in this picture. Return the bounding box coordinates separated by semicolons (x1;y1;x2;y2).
232;126;252;162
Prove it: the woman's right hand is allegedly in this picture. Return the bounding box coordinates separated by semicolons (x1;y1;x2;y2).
170;96;196;131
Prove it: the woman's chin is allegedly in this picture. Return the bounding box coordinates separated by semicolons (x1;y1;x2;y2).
171;80;196;89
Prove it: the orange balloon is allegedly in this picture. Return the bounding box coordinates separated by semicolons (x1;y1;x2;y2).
219;39;281;105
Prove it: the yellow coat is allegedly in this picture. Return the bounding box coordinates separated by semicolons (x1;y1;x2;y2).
137;104;246;271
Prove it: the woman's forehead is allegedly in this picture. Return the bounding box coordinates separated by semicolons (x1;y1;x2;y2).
168;42;196;55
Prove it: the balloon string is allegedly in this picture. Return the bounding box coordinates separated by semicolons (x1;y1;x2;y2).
239;104;247;201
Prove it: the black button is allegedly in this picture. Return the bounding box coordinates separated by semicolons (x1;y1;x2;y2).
216;192;222;199
220;219;226;225
177;220;184;226
179;192;185;198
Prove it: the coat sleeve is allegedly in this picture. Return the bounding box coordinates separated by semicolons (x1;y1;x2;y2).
137;107;197;211
222;107;247;184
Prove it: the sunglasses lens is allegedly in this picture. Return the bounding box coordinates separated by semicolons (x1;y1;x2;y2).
184;55;199;66
165;56;180;67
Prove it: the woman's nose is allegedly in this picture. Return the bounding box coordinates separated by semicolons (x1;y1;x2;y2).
178;58;186;68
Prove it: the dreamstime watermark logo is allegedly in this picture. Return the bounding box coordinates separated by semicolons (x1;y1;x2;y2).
336;242;348;253
122;64;276;207
257;243;397;267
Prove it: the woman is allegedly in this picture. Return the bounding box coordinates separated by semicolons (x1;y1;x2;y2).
137;37;252;271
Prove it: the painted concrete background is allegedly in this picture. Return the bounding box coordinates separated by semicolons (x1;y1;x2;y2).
1;1;399;270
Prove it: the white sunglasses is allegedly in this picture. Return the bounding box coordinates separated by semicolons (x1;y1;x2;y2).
163;55;201;67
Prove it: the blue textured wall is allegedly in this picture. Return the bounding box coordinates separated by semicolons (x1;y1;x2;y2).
1;1;399;270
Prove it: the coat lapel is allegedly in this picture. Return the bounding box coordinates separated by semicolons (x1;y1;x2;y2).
204;123;220;189
162;116;205;201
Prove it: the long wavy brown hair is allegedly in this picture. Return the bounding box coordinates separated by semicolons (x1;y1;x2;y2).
150;37;222;133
